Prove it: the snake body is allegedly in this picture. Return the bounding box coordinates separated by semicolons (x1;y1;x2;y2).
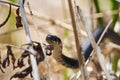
46;27;120;68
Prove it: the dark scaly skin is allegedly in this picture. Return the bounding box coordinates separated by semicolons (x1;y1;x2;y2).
46;27;120;68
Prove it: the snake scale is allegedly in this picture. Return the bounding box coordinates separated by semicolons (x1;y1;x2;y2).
46;27;120;68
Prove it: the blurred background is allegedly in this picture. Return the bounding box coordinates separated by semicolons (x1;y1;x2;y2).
0;0;120;80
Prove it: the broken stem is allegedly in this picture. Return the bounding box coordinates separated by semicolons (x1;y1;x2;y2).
68;0;89;80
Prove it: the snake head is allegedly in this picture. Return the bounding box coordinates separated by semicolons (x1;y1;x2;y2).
46;34;61;45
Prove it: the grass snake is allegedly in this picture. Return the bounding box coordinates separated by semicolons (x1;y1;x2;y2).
46;27;120;69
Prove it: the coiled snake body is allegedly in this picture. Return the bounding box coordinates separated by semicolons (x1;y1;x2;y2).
46;27;120;68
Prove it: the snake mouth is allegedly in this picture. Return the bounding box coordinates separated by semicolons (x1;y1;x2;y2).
46;34;61;45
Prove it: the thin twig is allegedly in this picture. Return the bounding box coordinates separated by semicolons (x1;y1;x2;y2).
68;0;83;67
0;1;119;19
68;0;89;80
90;0;94;28
19;0;40;80
108;42;120;50
85;19;113;64
74;2;89;80
0;43;35;54
27;2;52;80
78;6;113;80
0;2;119;32
71;15;113;80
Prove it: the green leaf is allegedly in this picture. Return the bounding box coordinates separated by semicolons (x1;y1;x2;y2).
8;0;18;3
63;69;69;80
93;0;104;26
112;52;119;72
110;0;119;28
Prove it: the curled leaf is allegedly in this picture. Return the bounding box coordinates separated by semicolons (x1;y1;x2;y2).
2;57;10;68
16;8;23;28
10;66;32;80
17;50;29;68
